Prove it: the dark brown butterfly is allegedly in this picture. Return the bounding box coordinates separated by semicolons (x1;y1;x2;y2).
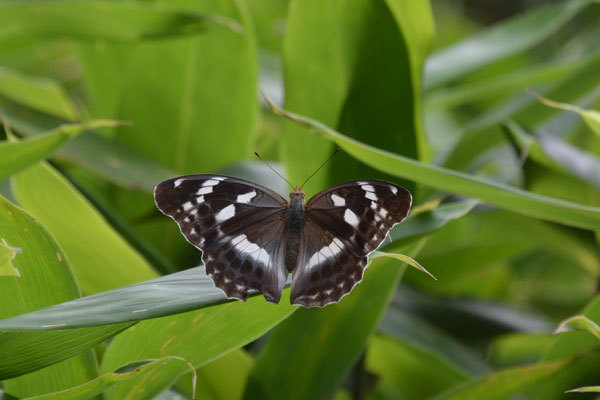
154;159;411;307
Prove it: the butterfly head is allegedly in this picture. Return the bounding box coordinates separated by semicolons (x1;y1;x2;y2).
289;186;306;202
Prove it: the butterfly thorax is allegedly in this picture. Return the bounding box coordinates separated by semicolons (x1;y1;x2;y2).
285;187;306;272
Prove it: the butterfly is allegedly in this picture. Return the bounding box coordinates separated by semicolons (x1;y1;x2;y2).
154;162;412;307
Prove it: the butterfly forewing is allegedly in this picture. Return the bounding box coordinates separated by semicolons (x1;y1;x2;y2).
290;180;412;307
154;175;289;303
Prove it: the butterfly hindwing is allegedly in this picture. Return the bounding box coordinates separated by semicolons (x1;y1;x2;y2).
290;180;412;307
154;175;289;303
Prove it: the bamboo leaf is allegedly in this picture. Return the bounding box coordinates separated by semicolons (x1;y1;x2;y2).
529;90;600;136
554;315;600;341
0;1;242;44
12;161;158;294
424;0;590;88
371;251;437;281
25;357;197;400
0;119;122;181
265;96;600;231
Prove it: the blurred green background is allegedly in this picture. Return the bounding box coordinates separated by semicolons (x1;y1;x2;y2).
1;0;600;399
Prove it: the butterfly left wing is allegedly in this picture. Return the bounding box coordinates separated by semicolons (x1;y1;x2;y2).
291;180;412;307
154;174;289;303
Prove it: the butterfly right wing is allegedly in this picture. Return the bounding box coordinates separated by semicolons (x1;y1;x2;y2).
154;175;289;303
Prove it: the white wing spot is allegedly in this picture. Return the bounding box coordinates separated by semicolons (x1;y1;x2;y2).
231;234;247;246
216;204;236;222
190;228;197;235
174;179;183;188
365;191;377;201
196;195;205;204
390;186;398;194
236;190;257;203
361;184;375;192
370;201;378;210
344;209;360;227
331;194;345;207
214;177;226;181
183;201;194;212
357;181;368;185
197;187;213;195
380;208;389;218
202;180;220;187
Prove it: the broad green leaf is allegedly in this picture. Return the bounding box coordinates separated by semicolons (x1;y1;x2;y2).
530;91;600;136
431;358;573;400
101;294;294;400
282;0;433;196
12;161;158;294
0;67;77;120
25;357;196;400
367;334;470;399
116;0;256;175
424;0;590;88
0;238;20;277
0;119;122;182
244;241;422;400
554;315;600;341
0;1;242;44
0;195;98;395
175;349;253;400
112;0;258;263
265;97;600;231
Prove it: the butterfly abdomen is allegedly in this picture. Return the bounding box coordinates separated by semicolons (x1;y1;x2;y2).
285;197;305;272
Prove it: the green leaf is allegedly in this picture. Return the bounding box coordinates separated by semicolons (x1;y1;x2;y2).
566;386;600;393
0;323;131;381
0;0;242;44
0;238;21;277
390;199;479;242
175;349;252;400
281;0;433;197
529;90;600;137
424;0;590;88
504;119;600;191
24;357;197;400
554;315;600;341
0;97;178;193
371;250;437;281
265;97;600;231
0;67;78;120
100;294;294;400
366;334;471;399
0;195;99;394
431;358;573;400
380;298;490;376
11;161;158;294
0;119;122;182
0;267;236;330
425;58;580;110
244;241;422;400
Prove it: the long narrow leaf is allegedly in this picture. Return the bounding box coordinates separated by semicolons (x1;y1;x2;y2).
265;97;600;230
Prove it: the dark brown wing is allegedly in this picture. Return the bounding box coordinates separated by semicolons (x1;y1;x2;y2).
290;180;412;307
154;174;289;303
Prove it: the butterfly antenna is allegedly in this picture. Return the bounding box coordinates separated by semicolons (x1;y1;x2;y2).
254;152;295;190
300;148;340;189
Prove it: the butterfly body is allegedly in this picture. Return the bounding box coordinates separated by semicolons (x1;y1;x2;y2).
285;188;306;273
154;175;411;307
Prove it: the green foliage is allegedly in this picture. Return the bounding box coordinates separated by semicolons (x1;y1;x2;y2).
1;0;600;399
